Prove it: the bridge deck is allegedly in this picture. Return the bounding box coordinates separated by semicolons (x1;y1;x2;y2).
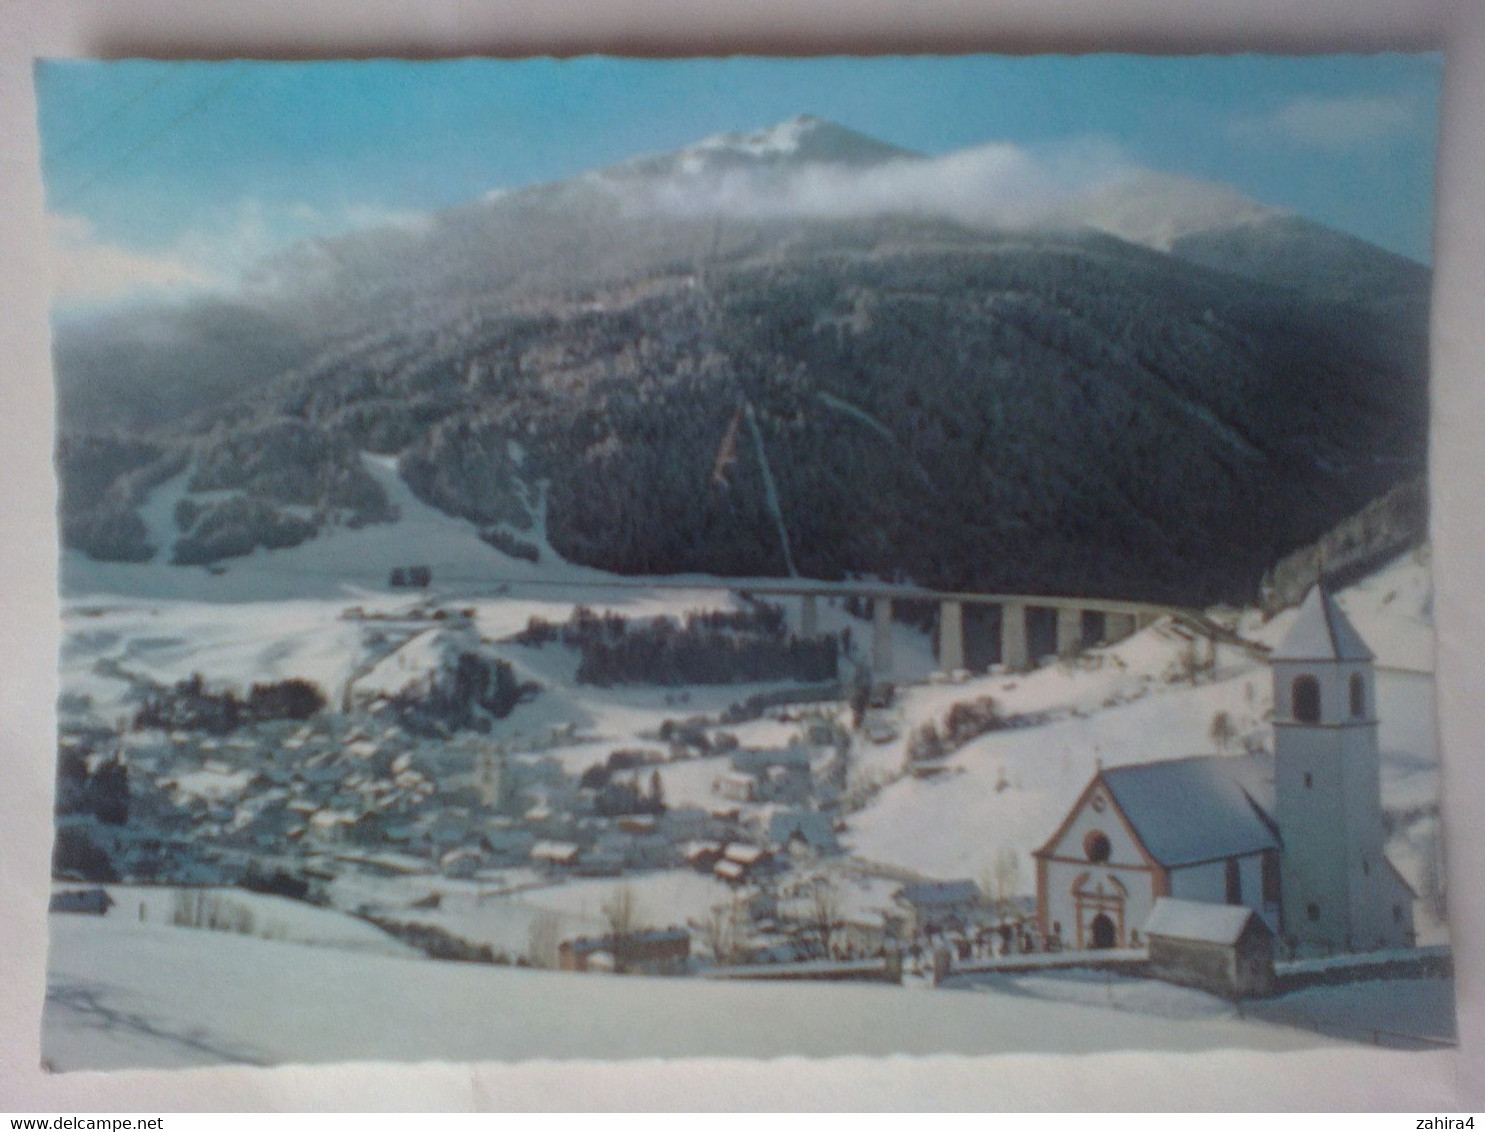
460;573;1191;620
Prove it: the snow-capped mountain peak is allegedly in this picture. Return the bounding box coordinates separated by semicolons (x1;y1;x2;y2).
611;115;918;183
690;114;826;157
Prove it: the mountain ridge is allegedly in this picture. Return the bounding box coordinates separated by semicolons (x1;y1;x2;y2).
52;117;1432;608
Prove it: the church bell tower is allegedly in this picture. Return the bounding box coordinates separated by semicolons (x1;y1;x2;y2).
1272;585;1413;953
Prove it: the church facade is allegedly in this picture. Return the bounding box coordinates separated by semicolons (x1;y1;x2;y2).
1034;586;1415;956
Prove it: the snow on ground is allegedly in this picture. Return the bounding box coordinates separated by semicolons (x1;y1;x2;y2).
55;529;1447;921
45;485;1455;1069
60;456;614;605
1251;977;1457;1046
167;767;257;802
349;869;739;960
42;910;1342;1070
844;551;1442;893
942;964;1454;1048
59;597;369;721
843;662;1266;880
62;886;419;959
947;967;1240;1021
1330;547;1435;674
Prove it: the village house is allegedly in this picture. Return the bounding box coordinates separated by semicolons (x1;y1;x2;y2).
715;842;772;884
49;888;114;915
558;927;691;975
659;805;717;841
713;770;758;804
575;845;625;876
718;746;814;806
530;839;581;871
767;810;840;857
683;840;725;871
893;880;985;939
481;825;536;865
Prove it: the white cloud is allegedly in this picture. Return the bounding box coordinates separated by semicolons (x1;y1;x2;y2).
1232;93;1422;149
47;213;218;306
630;138;1133;229
339;203;430;232
48;198;432;312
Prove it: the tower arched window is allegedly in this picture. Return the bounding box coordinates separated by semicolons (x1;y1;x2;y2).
1349;672;1366;719
1292;675;1321;723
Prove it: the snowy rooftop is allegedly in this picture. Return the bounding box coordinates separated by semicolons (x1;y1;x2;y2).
1100;754;1277;867
768;810;838;850
1144;897;1269;945
1271;586;1374;663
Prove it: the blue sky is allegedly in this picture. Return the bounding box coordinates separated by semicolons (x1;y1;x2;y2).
35;54;1442;308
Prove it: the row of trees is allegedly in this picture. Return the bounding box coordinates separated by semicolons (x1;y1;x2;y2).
582;767;666;817
516;604;836;687
906;695;1011;763
171;494;319;566
576;622;837;687
388;651;534;736
56;435;188;563
133;674;327;734
56;748;129;825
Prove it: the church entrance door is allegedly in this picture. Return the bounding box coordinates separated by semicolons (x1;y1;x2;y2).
1072;872;1127;949
1089;913;1116;949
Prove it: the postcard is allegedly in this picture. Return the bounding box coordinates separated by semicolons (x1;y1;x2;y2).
33;53;1455;1070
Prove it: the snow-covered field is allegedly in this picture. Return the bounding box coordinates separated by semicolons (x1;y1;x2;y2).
44;906;1350;1070
45;468;1453;1069
68;885;421;958
843;548;1442;920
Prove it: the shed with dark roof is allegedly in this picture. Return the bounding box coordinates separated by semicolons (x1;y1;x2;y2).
1144;897;1275;998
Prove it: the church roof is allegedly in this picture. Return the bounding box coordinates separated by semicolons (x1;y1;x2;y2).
1270;586;1373;663
1100;754;1278;868
1144;897;1271;946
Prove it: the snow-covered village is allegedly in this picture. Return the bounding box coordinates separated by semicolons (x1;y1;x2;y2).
33;56;1455;1069
42;451;1455;1067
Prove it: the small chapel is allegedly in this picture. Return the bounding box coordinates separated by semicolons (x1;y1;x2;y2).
1033;585;1415;956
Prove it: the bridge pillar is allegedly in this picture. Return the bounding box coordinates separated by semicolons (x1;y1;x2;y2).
1001;601;1028;671
800;594;819;639
1105;611;1137;644
1056;606;1081;658
938;600;964;675
872;598;894;677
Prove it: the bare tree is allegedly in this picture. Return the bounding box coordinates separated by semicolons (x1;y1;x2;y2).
702;898;744;966
601;884;642;938
806;877;843;959
1419;819;1448;922
978;846;1021;922
527;910;563;968
1209;710;1237;755
1176;638;1204;685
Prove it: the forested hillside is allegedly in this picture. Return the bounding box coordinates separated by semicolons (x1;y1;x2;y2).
52;120;1431;607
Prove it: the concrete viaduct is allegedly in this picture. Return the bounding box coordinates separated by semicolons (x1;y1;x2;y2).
733;582;1196;677
465;574;1258;677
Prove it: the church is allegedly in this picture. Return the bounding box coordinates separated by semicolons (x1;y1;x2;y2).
1033;586;1415;956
